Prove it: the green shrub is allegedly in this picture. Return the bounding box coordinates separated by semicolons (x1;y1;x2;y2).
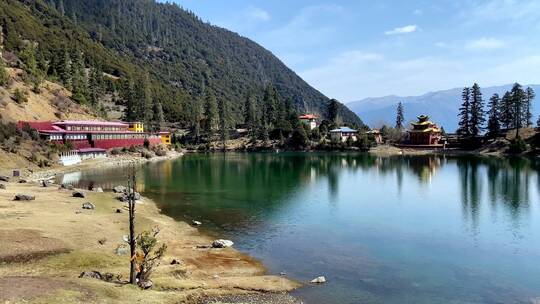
110;148;121;155
13;88;28;104
508;138;527;154
0;62;9;86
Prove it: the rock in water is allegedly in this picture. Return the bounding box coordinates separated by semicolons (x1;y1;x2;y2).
0;176;9;182
72;191;86;198
14;194;35;201
82;202;95;210
310;276;326;284
192;220;202;226
113;186;126;193
212;239;234;248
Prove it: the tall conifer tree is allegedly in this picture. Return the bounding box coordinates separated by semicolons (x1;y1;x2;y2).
511;83;525;138
457;87;471;135
500;91;513;130
203;92;218;137
469;83;485;136
525;87;535;127
395;102;404;129
243;93;256;138
486;93;500;137
218;97;229;150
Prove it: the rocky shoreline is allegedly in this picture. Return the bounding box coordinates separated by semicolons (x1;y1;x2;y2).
0;152;302;304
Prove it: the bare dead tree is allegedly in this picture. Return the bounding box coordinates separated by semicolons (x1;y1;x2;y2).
127;164;137;285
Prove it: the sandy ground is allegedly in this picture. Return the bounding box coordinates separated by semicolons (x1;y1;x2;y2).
0;178;300;303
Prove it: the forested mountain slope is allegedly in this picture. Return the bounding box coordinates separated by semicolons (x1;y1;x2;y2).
0;0;362;127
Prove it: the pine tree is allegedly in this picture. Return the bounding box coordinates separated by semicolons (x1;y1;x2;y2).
243;93;256;138
469;83;485;136
218;97;229;150
58;49;72;90
190;97;202;143
134;73;153;125
121;77;137;122
0;56;8;86
71;50;88;103
88;65;104;105
153;101;165;131
525;87;535;127
511;83;526;138
263;85;278;129
328;99;339;124
395;102;404;129
486;94;500;137
203;92;217;137
457;87;471;135
500;91;513;130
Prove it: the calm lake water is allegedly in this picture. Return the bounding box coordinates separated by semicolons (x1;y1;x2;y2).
59;153;540;304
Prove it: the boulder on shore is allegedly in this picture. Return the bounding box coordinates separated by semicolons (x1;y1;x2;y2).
92;187;104;193
14;194;35;201
0;184;6;190
0;176;10;182
115;244;129;256
113;186;126;193
72;191;86;198
60;184;74;190
18;179;28;184
212;239;234;248
82;202;95;210
79;271;102;280
139;280;153;289
42;180;52;187
310;276;326;284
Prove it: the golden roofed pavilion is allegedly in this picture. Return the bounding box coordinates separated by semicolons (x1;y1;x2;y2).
408;115;442;146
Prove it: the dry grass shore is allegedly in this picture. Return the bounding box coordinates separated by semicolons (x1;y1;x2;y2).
0;158;300;303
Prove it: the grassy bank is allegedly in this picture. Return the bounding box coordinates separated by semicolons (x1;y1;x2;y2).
0;177;300;303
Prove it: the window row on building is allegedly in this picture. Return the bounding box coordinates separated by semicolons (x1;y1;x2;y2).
66;134;86;140
65;126;126;132
90;133;158;140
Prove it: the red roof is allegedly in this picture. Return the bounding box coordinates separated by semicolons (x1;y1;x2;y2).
299;114;317;120
19;121;64;131
77;148;107;153
54;120;127;127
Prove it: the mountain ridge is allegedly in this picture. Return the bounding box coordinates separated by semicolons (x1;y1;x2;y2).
1;0;362;126
348;84;540;131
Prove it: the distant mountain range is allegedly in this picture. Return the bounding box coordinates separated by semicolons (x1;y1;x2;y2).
348;84;540;132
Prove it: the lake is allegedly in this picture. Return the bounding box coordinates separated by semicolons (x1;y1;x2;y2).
59;153;540;304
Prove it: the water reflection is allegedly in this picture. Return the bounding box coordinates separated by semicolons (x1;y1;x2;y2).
57;153;540;304
59;153;538;236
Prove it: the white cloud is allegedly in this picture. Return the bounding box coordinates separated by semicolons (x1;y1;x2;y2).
247;7;270;22
466;37;506;50
384;25;418;35
301;45;540;101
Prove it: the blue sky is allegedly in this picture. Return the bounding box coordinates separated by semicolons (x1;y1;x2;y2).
169;0;540;102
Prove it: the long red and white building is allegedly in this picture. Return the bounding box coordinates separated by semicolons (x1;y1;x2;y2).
18;120;169;150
